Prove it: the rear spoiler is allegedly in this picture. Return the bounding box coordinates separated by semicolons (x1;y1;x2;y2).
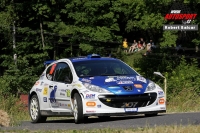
44;60;55;68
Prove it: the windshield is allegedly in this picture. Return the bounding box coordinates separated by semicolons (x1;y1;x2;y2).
72;59;138;77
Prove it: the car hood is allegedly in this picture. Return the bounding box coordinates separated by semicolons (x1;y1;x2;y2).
79;75;150;95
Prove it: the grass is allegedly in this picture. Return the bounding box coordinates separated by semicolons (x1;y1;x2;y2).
1;125;200;133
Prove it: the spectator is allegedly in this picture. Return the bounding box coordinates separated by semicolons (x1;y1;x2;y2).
140;38;146;48
122;38;128;53
150;40;156;49
137;41;143;51
128;40;137;53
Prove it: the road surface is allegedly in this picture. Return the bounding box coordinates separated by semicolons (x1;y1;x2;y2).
2;112;200;131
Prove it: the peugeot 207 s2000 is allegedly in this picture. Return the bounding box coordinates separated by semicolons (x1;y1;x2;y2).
29;54;166;124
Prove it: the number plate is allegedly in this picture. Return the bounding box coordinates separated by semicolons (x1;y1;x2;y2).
124;108;138;112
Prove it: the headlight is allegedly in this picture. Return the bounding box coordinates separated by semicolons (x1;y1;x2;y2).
146;81;156;92
83;83;111;93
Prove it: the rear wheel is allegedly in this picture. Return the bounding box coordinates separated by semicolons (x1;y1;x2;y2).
145;113;158;117
73;93;84;124
29;95;47;123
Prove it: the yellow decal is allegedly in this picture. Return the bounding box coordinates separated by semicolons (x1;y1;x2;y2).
66;89;70;97
67;104;71;107
43;86;48;95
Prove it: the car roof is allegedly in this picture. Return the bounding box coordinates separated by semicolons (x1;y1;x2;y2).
68;56;118;63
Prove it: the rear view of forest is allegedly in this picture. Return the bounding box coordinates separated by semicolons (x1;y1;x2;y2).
0;0;200;96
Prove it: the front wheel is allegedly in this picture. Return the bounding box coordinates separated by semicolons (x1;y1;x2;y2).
29;94;47;123
73;93;84;124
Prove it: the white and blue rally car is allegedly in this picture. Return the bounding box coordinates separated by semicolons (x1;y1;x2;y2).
29;54;166;124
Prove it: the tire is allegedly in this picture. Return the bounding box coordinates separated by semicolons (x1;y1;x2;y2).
29;94;47;123
145;113;158;117
73;93;84;124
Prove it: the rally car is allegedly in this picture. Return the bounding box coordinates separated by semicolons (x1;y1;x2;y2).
29;54;166;124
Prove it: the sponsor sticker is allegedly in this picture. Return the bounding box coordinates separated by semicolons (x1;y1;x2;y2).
86;110;96;113
97;105;101;108
85;94;95;99
134;84;143;88
158;91;164;97
159;98;165;104
136;76;147;83
43;86;48;95
66;89;70;97
43;97;47;102
81;78;91;83
124;108;138;112
34;81;40;86
86;102;96;107
36;88;42;92
117;81;133;84
60;92;65;96
105;77;117;82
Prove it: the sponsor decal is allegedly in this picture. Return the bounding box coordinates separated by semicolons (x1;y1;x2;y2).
85;94;95;99
60;92;65;96
68;104;71;107
134;84;143;88
105;77;117;82
61;89;66;92
36;88;42;92
137;89;141;92
160;107;166;110
50;85;57;103
116;90;122;93
49;64;57;74
97;105;101;108
86;110;96;113
115;76;135;80
40;81;44;86
34;81;40;86
136;76;146;83
117;81;133;84
81;78;91;83
75;84;82;88
159;98;165;104
89;77;94;79
43;86;48;95
51;102;59;107
66;89;70;97
86;102;96;107
43;97;47;102
158;91;164;97
124;108;138;112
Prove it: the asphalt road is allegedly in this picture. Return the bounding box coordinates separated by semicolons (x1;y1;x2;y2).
2;112;200;131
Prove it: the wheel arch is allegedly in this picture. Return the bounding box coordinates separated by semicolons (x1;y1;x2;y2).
70;88;84;110
29;91;42;110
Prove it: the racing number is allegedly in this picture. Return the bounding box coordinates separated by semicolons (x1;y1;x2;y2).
43;87;48;95
66;89;70;97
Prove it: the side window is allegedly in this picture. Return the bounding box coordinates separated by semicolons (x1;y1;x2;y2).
53;62;73;83
46;63;57;81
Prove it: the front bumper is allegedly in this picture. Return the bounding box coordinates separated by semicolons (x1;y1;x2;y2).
83;92;166;115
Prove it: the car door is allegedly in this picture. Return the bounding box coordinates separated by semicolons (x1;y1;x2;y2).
51;62;73;110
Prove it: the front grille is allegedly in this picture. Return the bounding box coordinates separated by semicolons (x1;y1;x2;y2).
98;93;157;108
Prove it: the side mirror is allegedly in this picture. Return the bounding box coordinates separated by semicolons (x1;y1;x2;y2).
153;72;165;78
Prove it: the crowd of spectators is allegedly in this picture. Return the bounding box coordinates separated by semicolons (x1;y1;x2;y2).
122;38;156;55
